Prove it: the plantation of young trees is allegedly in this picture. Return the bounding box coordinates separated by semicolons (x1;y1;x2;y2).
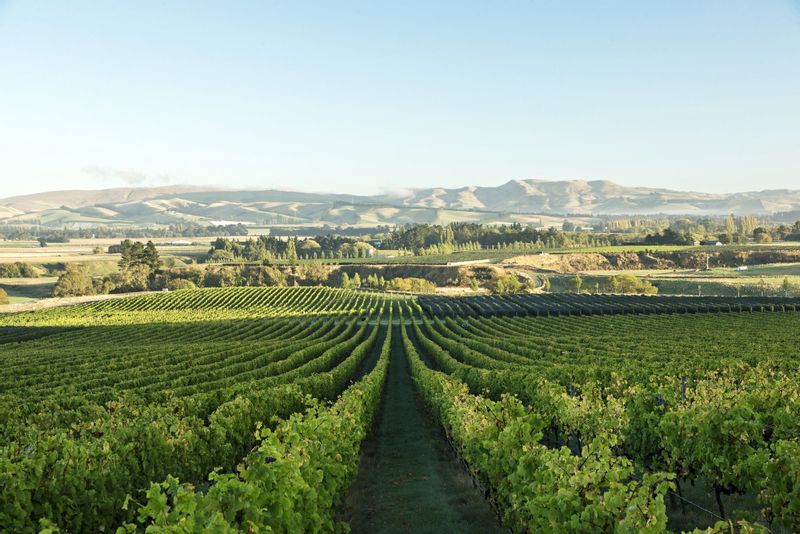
1;287;798;532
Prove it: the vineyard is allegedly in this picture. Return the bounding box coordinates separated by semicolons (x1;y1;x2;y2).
418;293;800;317
0;287;798;533
0;286;390;327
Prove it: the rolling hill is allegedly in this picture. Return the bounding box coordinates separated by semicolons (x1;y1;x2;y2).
375;180;800;216
1;179;799;229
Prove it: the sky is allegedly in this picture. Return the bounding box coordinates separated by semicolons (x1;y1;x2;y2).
0;1;798;198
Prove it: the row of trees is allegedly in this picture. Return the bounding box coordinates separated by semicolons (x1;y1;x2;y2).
642;229;697;246
602;217;670;234
563;274;657;294
347;273;437;293
53;240;162;297
383;222;620;253
601;274;658;294
207;236;376;263
115;240;161;270
0;262;41;278
0;223;248;242
478;273;657;296
53;238;355;297
752;220;800;243
486;274;538;294
643;218;800;245
52;263;294;297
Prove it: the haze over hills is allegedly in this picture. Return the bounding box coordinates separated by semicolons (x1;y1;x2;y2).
378;180;800;216
2;179;799;229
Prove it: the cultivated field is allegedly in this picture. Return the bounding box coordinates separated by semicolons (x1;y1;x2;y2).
545;263;800;297
0;240;210;266
1;288;798;532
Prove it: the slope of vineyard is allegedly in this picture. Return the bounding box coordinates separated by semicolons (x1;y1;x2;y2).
419;293;800;317
408;309;800;531
0;288;406;532
1;288;798;533
1;286;389;326
123;309;397;532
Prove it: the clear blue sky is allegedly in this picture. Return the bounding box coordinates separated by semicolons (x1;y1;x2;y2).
0;0;798;197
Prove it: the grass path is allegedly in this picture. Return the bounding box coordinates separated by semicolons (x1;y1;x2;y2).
345;325;505;534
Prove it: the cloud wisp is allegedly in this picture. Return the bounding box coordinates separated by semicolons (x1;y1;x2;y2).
81;166;174;187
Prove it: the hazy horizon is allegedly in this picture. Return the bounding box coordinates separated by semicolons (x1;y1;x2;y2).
5;176;800;202
1;1;798;198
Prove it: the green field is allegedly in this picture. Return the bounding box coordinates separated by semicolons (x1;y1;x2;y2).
0;277;58;302
549;262;800;297
551;242;800;254
704;263;800;277
1;288;798;532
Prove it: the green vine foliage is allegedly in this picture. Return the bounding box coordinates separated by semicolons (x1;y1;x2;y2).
401;321;673;533
119;311;392;533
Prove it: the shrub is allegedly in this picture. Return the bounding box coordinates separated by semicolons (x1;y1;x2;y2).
386;277;436;293
208;249;236;262
167;279;197;291
296;262;329;285
93;277;116;295
108;264;152;293
0;262;41;278
167;266;206;288
204;266;241;287
0;264;21;278
53;267;95;297
488;274;524;294
605;274;658;295
0;288;9;305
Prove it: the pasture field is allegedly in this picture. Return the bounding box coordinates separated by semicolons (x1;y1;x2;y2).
0;239;211;270
1;287;798;533
0;277;58;303
546;242;800;254
578;263;800;279
549;263;800;297
704;263;800;277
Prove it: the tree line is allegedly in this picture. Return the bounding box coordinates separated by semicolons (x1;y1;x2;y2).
643;218;800;245
207;236;376;263
382;222;620;253
0;223;249;242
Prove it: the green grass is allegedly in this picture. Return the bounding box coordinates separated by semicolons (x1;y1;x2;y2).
545;242;800;254
4;296;31;304
0;277;58;300
704;263;800;277
345;326;504;533
546;273;799;297
56;260;120;276
552;244;698;253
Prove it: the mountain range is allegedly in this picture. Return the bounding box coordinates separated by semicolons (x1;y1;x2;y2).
1;180;799;229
